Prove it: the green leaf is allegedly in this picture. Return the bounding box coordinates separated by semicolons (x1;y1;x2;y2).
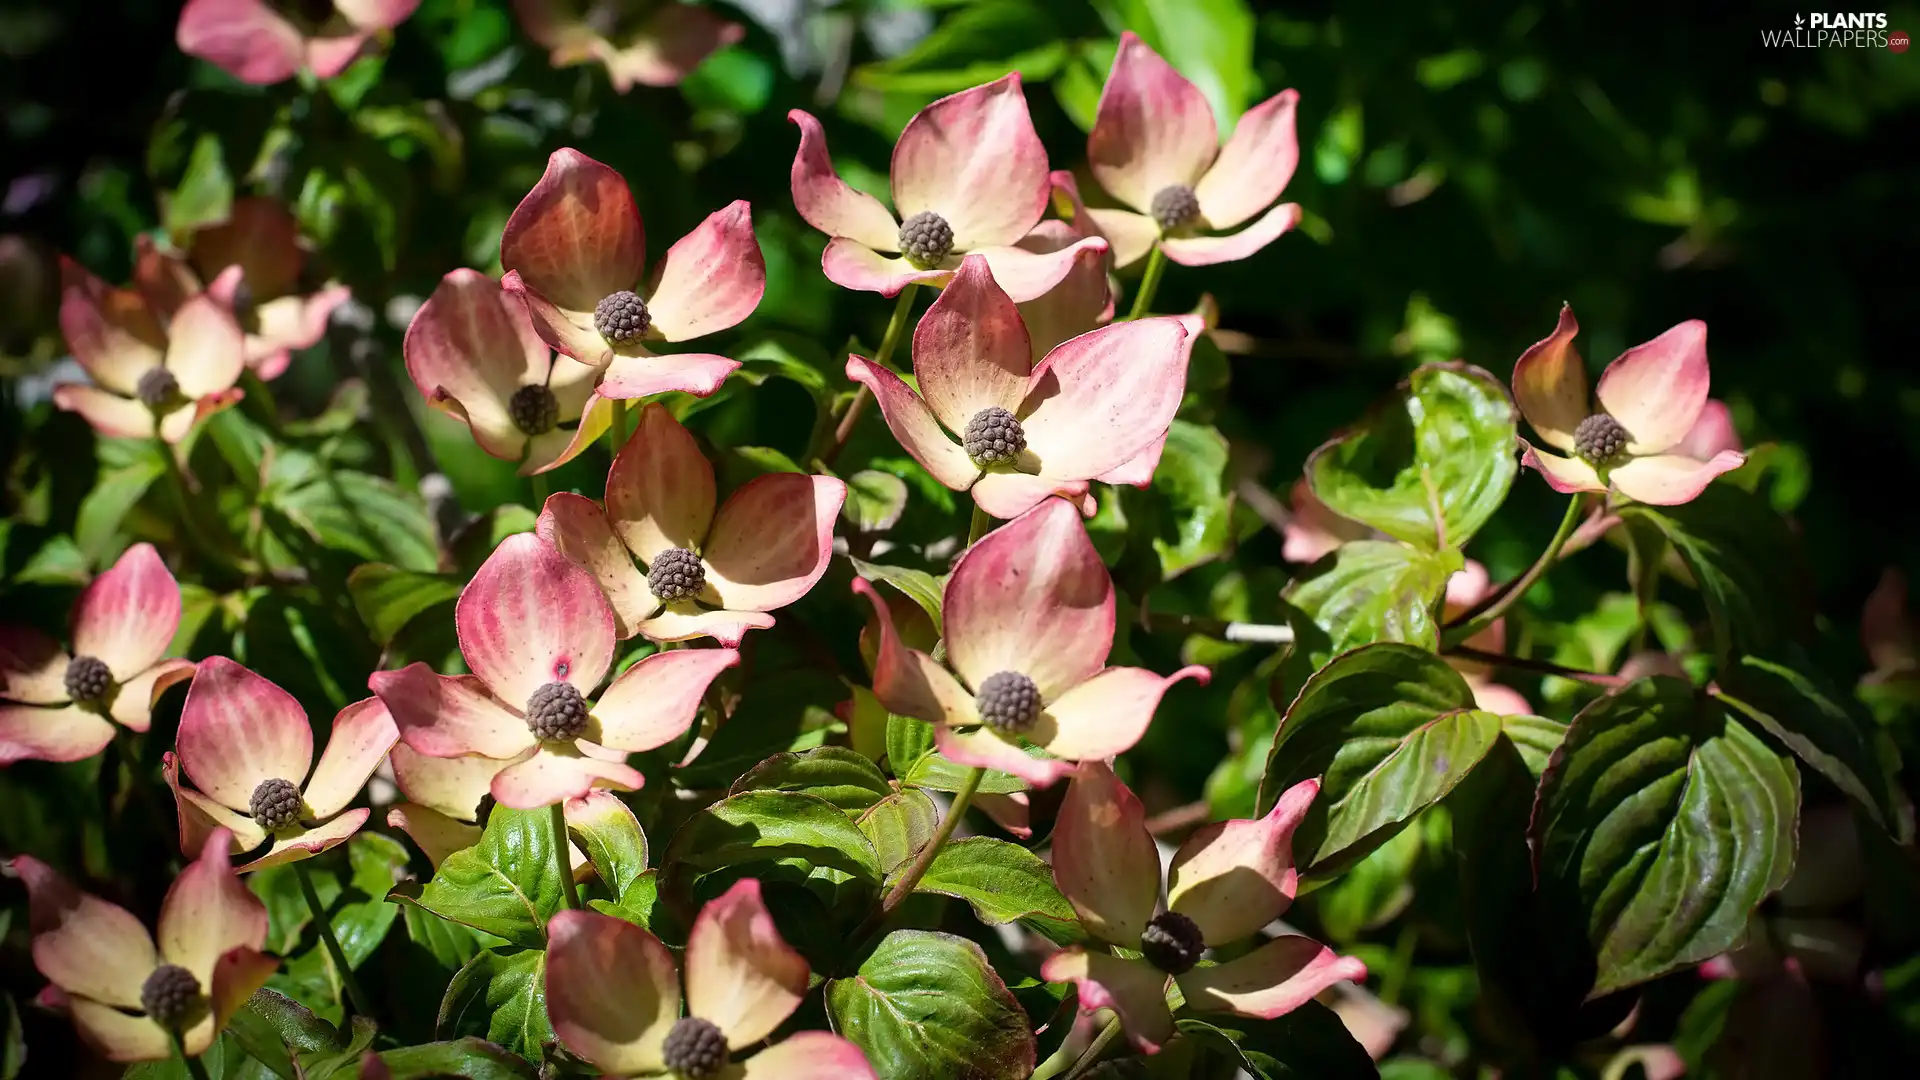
1314;823;1422;941
1285;541;1462;659
230;989;375;1080
660;791;883;911
730;746;894;810
1616;484;1801;663
1148;419;1234;579
278;835;408;1018
902;749;1030;796
373;1039;538;1079
904;836;1082;942
1115;0;1257;124
1177;1003;1379;1079
276;471;439;573
164;132;233;237
403;904;497;971
437;948;553;1063
854;1;1067;94
845;469;909;532
395;807;563;949
565;794;649;898
1532;677;1800;997
346;563;462;646
1258;643;1502;877
75;455;163;566
856;789;939;875
849;556;946;637
1306;362;1518;551
886;713;936;777
825;930;1036;1080
671;667;847;787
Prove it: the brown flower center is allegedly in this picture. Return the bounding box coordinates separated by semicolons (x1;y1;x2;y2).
525;680;589;741
593;290;651;345
1150;185;1202;232
963;407;1025;466
1139;910;1205;974
1573;413;1630;468
898;211;954;270
63;654;113;704
975;670;1040;736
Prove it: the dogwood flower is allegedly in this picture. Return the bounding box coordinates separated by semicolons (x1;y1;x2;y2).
789;74;1106;300
856;498;1207;787
53;258;247;443
404;269;615;475
847;255;1198;519
370;533;739;808
1084;32;1304;269
135;197;352;380
538;403;844;646
9;828;275;1061
1043;765;1367;1052
383;744;601;876
500;149;763;398
1442;561;1532;715
1513;305;1746;505
165;661;396;871
511;0;743;91
546;879;877;1079
0;544;195;764
176;0;419;85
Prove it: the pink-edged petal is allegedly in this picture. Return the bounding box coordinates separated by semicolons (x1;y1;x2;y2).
490;744;641;809
538;492;659;639
525;389;618;476
58;257;165;394
853;578;978;729
631;606;774;648
163;387;244;445
108;659;194;733
820;239;952;298
703;474;846;612
0;704;113;765
594;4;744;90
1596;320;1712;455
1160;203;1302;267
946;498;1115;699
66;1000;171;1063
133;238;199;317
546;909;679;1075
389;742;506;821
606;402;717;562
1019;315;1195;482
1089;32;1219;214
891;74;1049;249
1194;89;1301;231
787;109;899;250
252;283;351;356
1609;451;1747;506
235;809;372;872
178;656;312;814
196;946;278;1054
843;356;978;489
370;666;536;761
1017;239;1111;362
164;752;269;855
1085;209;1159;270
71;543;181;680
1281;478;1374;564
1040;949;1174;1054
969;238;1111;304
458;532;616;707
402;269;547;460
1168;777;1316;944
593;647;739;753
911;255;1034;431
934;725;1077;788
304;31;373;78
975;791;1032;838
1052;760;1160;942
1095;431;1165;488
164;291;247;398
502;271;616;369
1034;664;1208;764
645;201;765;342
1519;442;1605;495
597;350;740;400
1510;304;1587;451
333;0;420;32
501;148;645;316
1444;559;1494;612
0;626;70;704
741;1032;879;1080
1176;935;1369;1019
52;385;156;440
7;854;155;1009
1467;678;1533;716
158;829;267;985
387;804;484;867
175;0;304;85
685;879;809;1047
1677;398;1742;460
303;696;398;819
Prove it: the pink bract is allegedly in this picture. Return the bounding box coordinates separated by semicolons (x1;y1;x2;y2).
1280;478;1377;565
1441;560;1533;715
511;0;744;91
0;544;195;765
1085;33;1305;269
536;403;845;646
176;0;419;85
846;255;1199;519
499;149;763;399
1512;305;1746;506
788;75;1107;300
370;532;739;808
854;498;1207;787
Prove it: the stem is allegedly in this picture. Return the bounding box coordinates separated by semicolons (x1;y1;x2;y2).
293;859;372;1019
1139;610;1294;645
155;437;250;576
172;1031;213;1080
857;765;984;942
1378;921;1419;1006
1126;243;1168;320
530;472;550;508
1441;495;1585;649
1062;1016;1124;1080
606;399;630;458
551;801;581;910
967;502;992;545
824;285;920;466
1444;644;1627;688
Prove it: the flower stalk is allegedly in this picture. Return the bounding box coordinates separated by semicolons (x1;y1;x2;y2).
1440;494;1585;649
293;858;373;1019
856;764;985;943
552;800;582;910
824;284;919;465
1127;243;1169;320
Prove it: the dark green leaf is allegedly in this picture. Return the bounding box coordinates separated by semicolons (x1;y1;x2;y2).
659;791;882;913
885;713;936;777
372;1039;537;1079
436;949;552;1063
75;456;163;565
825;930;1035;1080
277;471;439;573
1177;1003;1379;1079
395;807;564;949
849;556;946;637
904;836;1082;942
1149;419;1234;579
565;794;649;898
1616;484;1802;663
1115;0;1257;123
164;132;233;237
902;748;1029;796
845;469;910;532
854;1;1067;93
1285;541;1462;658
730;746;894;810
347;563;463;646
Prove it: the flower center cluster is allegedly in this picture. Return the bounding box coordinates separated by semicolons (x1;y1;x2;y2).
962;407;1026;466
140;963;204;1031
975;670;1041;736
1573;413;1630;468
249;777;304;831
525;680;589;741
647;547;706;602
897;211;954;270
1139;910;1205;974
1150;185;1202;232
662;1015;729;1078
229;277;257;324
136;367;180;409
508;384;560;437
62;654;113;704
593;289;651;345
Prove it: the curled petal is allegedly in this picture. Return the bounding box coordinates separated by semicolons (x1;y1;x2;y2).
597;350;740;400
52;385;156;440
1160;203;1302;267
546;909;679;1075
236;808;372;872
703;474;846;612
166;387;244;444
631;606;774;647
501;148;645;316
159;829;267;986
1033;664;1208;764
787;110;899;250
606;403;717;563
58;258;164;394
304;32;374;78
0;704;116;765
1089;32;1219;214
71;543;181;681
1019;315;1195;483
946;498;1115;700
303;697;399;820
197;946;278;1054
67;999;171;1063
175;0;305;85
1519;442;1605;495
967;239;1110;304
1677;398;1742;460
502;272;614;370
593;647;739;753
165;292;247;399
458;533;616;708
1093;434;1163;489
370;666;535;761
538;493;659;639
912;255;1034;432
843;356;979;490
178;657;312;814
1609;451;1747;506
594;4;744;91
164;752;269;855
1168;778;1316;945
891;74;1049;249
853;578;978;729
645;201;765;342
524;389;618;476
740;1032;880;1080
403;269;548;461
932;726;1074;788
1176;935;1368;1019
251;284;350;362
1040;949;1173;1054
686;879;809;1048
110;657;194;732
8;853;155;1009
389;743;506;821
1085;208;1159;270
1511;305;1587;451
387;804;483;867
1194;89;1301;231
0;626;70;704
961;471;1093;522
1596;320;1711;455
975;791;1032;839
1052;760;1161;943
819;239;951;297
491;743;641;809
